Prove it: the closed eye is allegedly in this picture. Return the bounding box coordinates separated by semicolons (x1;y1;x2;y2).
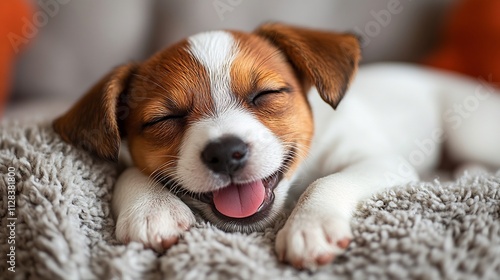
251;87;291;105
142;115;185;129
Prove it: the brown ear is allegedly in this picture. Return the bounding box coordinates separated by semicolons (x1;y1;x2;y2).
255;23;361;109
53;64;137;160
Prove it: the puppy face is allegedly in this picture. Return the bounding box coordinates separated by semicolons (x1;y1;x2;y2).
54;23;360;232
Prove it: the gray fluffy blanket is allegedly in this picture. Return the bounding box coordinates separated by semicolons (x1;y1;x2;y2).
1;120;500;279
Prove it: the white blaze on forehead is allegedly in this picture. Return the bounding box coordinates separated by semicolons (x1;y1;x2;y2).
187;31;238;113
181;31;286;193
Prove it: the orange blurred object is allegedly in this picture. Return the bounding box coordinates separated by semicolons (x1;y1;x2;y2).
424;0;500;86
0;0;34;115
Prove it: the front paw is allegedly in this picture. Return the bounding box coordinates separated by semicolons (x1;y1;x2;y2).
275;211;353;270
115;197;196;252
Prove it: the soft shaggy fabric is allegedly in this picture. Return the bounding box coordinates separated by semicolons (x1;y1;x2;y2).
1;120;500;280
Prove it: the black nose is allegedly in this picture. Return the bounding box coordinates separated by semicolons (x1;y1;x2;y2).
201;136;249;175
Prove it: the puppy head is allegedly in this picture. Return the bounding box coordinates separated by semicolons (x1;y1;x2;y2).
54;23;360;232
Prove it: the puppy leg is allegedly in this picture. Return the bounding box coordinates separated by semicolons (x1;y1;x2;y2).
276;156;417;269
112;167;196;252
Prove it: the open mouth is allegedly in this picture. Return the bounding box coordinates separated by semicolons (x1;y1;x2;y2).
162;146;296;226
197;170;283;223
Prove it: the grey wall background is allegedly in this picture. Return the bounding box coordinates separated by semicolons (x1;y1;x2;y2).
9;0;457;113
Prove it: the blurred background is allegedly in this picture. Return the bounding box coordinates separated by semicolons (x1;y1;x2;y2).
2;0;499;120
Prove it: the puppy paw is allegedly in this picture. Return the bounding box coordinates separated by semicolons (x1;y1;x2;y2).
275;211;352;270
115;197;196;252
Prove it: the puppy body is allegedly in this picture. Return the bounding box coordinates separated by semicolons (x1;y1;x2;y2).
54;24;500;269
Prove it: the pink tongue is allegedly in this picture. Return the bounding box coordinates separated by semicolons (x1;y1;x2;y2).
212;181;266;218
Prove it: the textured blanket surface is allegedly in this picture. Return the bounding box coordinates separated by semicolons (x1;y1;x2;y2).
1;120;500;280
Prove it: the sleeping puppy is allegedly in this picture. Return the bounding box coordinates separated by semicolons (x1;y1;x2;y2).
53;23;500;269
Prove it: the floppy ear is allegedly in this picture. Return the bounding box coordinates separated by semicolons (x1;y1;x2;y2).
255;23;361;109
53;64;137;161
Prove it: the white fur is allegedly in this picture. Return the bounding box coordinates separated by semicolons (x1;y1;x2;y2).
114;31;286;248
275;63;500;269
112;61;500;268
176;108;285;193
181;31;285;193
187;31;237;113
112;168;196;252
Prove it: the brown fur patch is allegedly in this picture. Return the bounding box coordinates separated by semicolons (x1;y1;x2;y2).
53;63;137;160
255;23;361;109
230;32;314;178
124;40;212;174
54;24;361;184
